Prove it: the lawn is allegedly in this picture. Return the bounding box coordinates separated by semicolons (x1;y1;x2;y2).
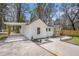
63;36;79;45
0;34;7;41
71;37;79;45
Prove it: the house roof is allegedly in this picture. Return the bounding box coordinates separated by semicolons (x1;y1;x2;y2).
29;19;54;27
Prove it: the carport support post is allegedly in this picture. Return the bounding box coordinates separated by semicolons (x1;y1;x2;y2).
6;25;11;36
59;31;62;41
60;35;61;41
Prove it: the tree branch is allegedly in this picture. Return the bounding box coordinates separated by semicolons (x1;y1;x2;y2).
72;9;79;21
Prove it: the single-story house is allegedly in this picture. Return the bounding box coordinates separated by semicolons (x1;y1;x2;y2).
20;19;54;40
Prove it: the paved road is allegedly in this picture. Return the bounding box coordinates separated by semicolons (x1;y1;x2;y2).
40;37;79;56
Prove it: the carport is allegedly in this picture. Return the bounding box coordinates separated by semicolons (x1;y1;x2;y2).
3;22;26;35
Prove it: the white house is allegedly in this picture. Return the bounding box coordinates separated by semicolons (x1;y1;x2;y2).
20;19;54;40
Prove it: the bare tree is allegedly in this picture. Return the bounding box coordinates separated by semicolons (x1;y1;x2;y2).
0;4;8;31
61;3;79;30
30;3;56;25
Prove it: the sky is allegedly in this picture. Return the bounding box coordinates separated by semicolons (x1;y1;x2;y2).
52;3;64;20
6;3;64;21
24;3;64;21
24;3;37;20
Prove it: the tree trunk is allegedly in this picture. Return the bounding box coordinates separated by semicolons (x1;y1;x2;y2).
16;3;21;33
66;12;76;30
0;7;3;32
0;17;3;32
71;22;76;30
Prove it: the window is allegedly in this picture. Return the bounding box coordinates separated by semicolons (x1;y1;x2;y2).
49;28;51;31
46;28;51;32
37;27;40;34
46;28;48;31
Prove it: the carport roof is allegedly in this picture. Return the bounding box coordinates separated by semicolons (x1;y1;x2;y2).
3;22;26;26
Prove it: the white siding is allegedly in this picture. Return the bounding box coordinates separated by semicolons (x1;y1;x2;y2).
46;27;54;37
20;19;54;40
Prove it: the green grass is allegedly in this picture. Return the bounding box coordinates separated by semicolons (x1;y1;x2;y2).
72;37;79;45
0;35;8;40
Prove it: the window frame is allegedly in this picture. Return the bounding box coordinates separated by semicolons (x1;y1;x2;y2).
46;28;48;32
37;27;40;34
49;28;51;31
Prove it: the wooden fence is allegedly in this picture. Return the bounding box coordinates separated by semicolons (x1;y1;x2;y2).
60;30;79;36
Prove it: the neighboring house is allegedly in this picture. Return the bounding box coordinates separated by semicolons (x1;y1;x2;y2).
53;25;61;37
20;19;54;40
54;19;62;36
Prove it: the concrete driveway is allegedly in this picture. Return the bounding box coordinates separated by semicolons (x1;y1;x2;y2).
0;34;55;56
40;37;79;56
0;40;54;56
5;35;27;42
